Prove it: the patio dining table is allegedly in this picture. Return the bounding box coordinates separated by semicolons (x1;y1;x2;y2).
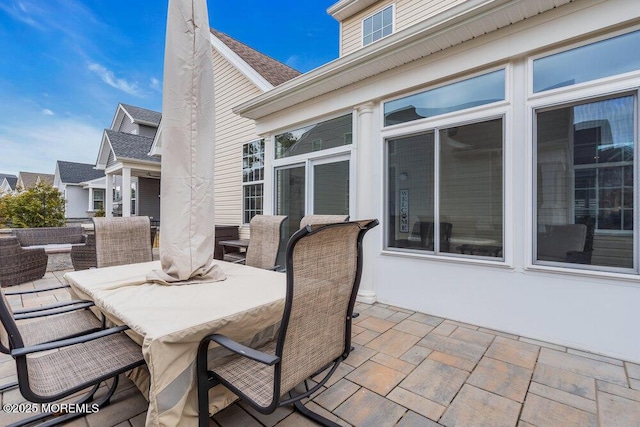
63;260;286;427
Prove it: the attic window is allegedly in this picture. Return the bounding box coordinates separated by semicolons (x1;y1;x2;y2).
362;5;394;46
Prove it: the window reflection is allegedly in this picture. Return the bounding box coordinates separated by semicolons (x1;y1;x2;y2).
384;70;505;126
536;95;634;269
533;30;640;92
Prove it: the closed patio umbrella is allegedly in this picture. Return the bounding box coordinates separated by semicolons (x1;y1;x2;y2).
148;0;225;284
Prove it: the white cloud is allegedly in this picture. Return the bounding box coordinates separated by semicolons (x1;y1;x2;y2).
88;62;143;97
150;77;161;92
42;108;54;115
0;116;103;176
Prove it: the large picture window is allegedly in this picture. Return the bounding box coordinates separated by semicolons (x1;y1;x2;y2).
242;139;265;224
535;95;635;270
387;118;504;259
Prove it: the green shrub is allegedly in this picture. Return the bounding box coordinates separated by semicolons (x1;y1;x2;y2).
9;182;66;228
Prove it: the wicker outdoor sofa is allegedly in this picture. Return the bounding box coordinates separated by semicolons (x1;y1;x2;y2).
0;236;48;287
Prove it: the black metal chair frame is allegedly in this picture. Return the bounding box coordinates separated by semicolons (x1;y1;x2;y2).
0;294;144;427
196;219;378;427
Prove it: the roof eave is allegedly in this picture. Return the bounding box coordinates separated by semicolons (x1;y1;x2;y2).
327;0;381;21
235;0;562;120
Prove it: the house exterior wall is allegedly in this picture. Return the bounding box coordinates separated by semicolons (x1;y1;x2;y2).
138;124;157;138
138;177;161;221
64;185;89;218
248;0;640;362
340;0;464;56
211;49;264;238
118;115;136;134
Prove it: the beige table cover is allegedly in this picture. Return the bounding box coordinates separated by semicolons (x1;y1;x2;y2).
64;261;285;427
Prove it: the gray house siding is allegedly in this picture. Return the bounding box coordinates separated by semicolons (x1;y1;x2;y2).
138;177;160;221
119;116;136;134
65;185;89;218
138;124;157;138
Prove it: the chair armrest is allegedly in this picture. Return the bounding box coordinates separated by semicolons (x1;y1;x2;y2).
204;333;279;366
4;284;70;295
14;301;94;320
11;325;130;357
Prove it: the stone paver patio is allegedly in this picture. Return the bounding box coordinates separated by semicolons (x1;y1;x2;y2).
1;270;639;426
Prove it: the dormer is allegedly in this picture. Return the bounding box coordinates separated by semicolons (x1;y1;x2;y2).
110;103;162;138
328;0;464;57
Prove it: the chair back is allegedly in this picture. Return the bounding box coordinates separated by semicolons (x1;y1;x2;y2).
299;215;349;229
537;223;587;262
275;219;378;395
93;216;152;268
0;290;23;354
245;215;288;269
0;236;21;256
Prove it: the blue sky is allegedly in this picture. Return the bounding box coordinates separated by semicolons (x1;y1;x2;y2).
0;0;338;177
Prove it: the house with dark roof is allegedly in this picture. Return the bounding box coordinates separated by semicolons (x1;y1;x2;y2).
228;0;640;362
95;103;162;219
53;161;105;218
148;29;299;234
16;171;54;191
0;173;17;196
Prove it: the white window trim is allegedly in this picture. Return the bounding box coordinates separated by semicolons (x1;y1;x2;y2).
271;110;356;220
381;106;511;267
241;139;265;225
526;72;640;278
381;65;509;130
528;25;640;99
361;3;395;48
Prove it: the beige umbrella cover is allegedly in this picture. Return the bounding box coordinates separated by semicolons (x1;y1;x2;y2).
148;0;225;284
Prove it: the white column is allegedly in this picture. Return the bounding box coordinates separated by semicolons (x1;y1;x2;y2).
105;173;113;218
88;188;94;213
355;102;377;304
122;167;132;217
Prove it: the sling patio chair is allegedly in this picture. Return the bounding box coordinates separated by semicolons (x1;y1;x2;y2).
298;214;349;229
93;216;152;268
197;219;379;427
0;289;101;393
222;215;288;270
0;291;145;427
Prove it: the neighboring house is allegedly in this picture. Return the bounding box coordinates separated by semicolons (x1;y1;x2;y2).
0;174;17;196
16;171;54;191
95;103;162;220
150;29;300;236
53;161;105;218
227;0;640;362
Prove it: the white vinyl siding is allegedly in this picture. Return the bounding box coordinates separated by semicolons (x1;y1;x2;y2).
341;0;465;56
211;49;264;237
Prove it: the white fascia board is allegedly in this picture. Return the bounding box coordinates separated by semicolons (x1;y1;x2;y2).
109;104;128;131
235;0;554;120
209;32;273;92
81;176;106;189
327;0;380;21
149;121;163;157
95;131;113;170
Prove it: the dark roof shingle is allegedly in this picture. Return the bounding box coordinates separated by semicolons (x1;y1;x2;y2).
211;29;301;87
120;104;162;126
106;130;160;163
56;161;104;184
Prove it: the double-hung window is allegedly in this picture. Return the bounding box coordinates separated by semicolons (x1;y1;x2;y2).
93;189;105;211
363;5;394;46
384;70;506;259
533;30;640;272
242;139;265;224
